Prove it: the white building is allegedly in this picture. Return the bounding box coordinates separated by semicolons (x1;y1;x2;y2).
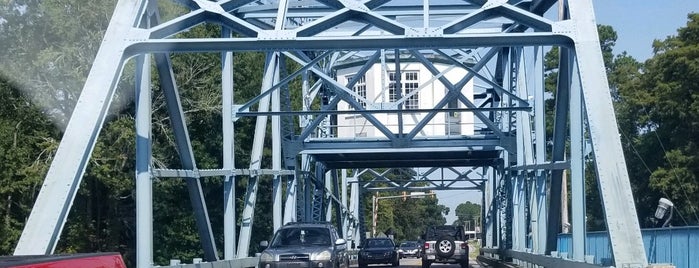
334;57;475;139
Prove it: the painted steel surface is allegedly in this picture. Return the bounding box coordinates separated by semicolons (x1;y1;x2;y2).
558;226;699;268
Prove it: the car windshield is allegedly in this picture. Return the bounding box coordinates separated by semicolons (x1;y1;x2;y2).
270;227;331;247
366;239;393;248
400;242;416;248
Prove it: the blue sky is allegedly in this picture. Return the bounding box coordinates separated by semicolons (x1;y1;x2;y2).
593;0;698;61
437;1;698;225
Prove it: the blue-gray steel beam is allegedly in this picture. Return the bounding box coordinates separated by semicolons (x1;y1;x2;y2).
530;45;547;255
238;52;277;257
238;4;480;18
302;155;313;222
13;0;147;255
236;50;332;114
546;46;572;254
283;176;298;224
394;49;404;137
286;52;397;141
332;170;343;237
296;8;353;37
271;2;287;231
341;170;349;238
441;8;492;34
152;168;294;178
272;54;283;232
312;163;326;221
221;27;237;260
135;53;153;268
126;33;572;55
497;4;553;32
409;50;506;140
568;0;646;266
154;53;218;261
514;47;531;252
238;176;259;257
434;49;529;106
324;171;333;221
237;106;529;117
569;54;586;261
484;249;610;268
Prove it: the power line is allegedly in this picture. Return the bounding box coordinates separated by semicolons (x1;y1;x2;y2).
642;108;699;223
618;129;689;225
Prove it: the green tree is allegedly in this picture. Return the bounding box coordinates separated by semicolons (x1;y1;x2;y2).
615;13;699;226
0;76;59;254
452;201;481;229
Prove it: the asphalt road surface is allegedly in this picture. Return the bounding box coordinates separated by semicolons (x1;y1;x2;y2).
351;258;481;268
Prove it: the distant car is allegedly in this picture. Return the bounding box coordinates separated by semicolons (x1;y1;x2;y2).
358;237;400;268
397;241;422;258
258;222;350;268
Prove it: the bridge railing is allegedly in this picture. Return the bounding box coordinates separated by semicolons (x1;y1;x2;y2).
557;226;699;268
157;257;258;268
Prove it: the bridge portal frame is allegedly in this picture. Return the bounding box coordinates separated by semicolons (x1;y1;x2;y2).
13;0;648;268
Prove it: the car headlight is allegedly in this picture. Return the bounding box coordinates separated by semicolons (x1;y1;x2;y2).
311;250;332;261
259;252;274;262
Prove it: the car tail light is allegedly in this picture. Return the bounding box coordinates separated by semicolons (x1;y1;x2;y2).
461;243;468;249
424;242;430;249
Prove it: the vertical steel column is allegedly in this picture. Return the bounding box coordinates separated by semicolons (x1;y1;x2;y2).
532;46;547;255
492;165;499;249
394;49;404;137
484;166;494;249
546;47;572;254
514;47;530;253
332;170;343;237
349;172;360;246
312;162;327;221
272;56;283;232
238;52;277;257
283;175;297;224
569;55;586;261
325;170;333;221
272;0;289;233
135;53;153;268
341;170;349;238
221;27;237;260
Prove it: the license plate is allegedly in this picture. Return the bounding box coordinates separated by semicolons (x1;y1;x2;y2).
427;255;435;260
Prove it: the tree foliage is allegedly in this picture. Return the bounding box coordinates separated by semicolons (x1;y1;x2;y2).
452;201;481;229
615;13;699;226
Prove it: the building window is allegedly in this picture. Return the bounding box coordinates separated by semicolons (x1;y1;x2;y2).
346;74;366;109
388;71;420;109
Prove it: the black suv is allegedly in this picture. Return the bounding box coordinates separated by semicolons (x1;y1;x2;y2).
421;225;469;268
358;237;400;268
258;222;350;268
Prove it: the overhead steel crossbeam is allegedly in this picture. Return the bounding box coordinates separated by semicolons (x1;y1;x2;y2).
15;0;647;268
354;167;486;192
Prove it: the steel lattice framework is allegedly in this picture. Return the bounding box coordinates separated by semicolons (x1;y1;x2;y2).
14;0;648;267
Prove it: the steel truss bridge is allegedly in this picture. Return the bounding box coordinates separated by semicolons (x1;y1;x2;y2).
13;0;648;267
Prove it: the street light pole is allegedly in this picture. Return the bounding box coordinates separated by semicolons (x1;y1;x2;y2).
371;192;436;237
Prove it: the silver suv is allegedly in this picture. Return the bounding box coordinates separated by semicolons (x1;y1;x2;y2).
258;222;350;268
421;225;469;268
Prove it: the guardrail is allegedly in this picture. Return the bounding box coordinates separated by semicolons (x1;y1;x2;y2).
157;257;258;268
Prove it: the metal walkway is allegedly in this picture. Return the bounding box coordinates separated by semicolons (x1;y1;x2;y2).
13;0;648;267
